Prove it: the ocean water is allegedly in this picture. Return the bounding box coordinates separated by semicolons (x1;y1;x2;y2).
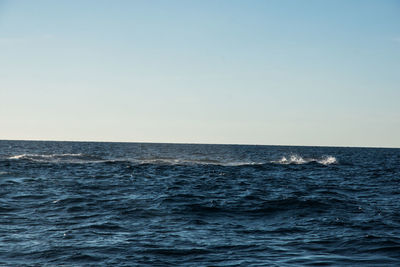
1;140;400;266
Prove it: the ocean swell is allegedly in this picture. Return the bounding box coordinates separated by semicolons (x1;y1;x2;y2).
6;153;338;166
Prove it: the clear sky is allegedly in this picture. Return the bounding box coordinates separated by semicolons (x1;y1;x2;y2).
0;0;399;147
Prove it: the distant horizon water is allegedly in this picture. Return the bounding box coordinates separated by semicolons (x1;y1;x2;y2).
0;138;399;149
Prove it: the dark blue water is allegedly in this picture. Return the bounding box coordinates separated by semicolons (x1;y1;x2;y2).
1;140;400;266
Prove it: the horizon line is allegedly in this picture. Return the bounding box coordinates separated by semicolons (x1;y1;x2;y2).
0;138;398;149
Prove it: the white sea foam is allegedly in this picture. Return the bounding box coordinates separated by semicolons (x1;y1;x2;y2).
275;155;307;164
317;156;337;165
9;154;28;160
9;153;83;159
7;153;337;166
272;154;337;165
8;153;86;162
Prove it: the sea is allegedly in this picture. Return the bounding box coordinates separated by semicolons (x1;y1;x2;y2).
0;140;399;266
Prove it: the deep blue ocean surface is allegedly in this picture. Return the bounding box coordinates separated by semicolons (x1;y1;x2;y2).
1;140;400;266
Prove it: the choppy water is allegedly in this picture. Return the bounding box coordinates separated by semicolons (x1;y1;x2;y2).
1;140;400;266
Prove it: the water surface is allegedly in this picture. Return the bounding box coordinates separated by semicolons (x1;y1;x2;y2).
1;140;399;266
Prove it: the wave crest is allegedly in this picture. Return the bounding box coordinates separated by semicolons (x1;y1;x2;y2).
6;153;337;166
272;155;337;165
7;153;100;163
317;156;337;165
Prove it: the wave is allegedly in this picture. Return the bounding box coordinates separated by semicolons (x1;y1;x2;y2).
5;154;263;166
9;153;83;159
130;156;337;166
133;158;263;166
271;155;337;165
7;153;102;163
6;153;337;166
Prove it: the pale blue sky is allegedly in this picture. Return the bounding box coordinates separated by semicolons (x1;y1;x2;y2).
1;0;399;147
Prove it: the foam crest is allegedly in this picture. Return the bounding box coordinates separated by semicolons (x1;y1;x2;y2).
9;154;29;160
9;153;83;158
8;153;91;163
272;154;337;165
7;153;337;166
317;156;337;165
275;155;307;164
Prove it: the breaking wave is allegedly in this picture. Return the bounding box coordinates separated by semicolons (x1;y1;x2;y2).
6;153;337;166
7;153;102;163
6;154;262;166
272;155;337;165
